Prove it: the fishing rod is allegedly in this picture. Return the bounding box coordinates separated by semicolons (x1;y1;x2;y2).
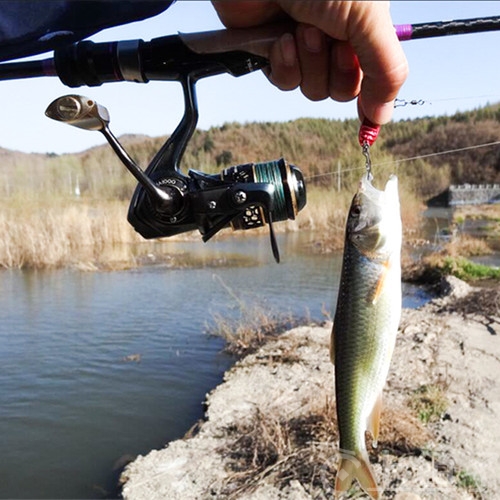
0;14;499;260
0;16;500;82
396;15;500;40
1;15;500;83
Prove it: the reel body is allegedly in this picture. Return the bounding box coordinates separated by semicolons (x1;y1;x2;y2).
129;158;306;242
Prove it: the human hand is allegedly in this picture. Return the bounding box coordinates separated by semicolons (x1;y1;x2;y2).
212;1;408;126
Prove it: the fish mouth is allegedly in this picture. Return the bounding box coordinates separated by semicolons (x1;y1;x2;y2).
348;174;401;254
359;173;398;203
356;174;400;225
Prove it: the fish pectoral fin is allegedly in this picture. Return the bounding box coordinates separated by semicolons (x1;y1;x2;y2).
335;452;379;499
368;393;383;448
330;323;335;364
370;260;391;305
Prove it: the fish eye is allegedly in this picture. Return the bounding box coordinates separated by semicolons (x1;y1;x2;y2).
350;205;362;217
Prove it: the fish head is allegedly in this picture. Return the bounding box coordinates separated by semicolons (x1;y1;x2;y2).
346;174;401;257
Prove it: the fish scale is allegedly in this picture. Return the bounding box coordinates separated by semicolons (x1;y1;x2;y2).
335;247;397;443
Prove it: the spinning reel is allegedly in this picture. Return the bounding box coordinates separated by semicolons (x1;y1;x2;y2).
43;30;307;262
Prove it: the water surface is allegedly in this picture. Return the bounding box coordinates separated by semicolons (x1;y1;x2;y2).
0;233;428;499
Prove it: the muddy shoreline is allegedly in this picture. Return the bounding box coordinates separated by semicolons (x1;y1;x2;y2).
119;278;499;499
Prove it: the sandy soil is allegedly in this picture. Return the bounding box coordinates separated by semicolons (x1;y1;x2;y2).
120;277;500;499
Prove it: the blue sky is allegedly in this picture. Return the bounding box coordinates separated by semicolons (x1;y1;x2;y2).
1;1;500;154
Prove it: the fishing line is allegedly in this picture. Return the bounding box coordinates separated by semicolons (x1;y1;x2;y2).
373;140;500;168
429;94;500;103
305;139;500;182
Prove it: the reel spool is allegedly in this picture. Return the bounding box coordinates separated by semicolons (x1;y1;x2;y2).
222;159;306;231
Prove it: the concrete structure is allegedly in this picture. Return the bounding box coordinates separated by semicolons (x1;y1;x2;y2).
427;184;500;207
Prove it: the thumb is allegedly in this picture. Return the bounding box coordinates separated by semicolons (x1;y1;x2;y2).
348;3;409;124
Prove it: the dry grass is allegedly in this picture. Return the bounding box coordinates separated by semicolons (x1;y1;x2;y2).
0;199;142;269
0;185;352;269
445;234;493;258
207;276;308;357
453;204;500;223
210;307;301;357
0;180;489;270
207;299;304;363
297;187;351;253
218;399;431;499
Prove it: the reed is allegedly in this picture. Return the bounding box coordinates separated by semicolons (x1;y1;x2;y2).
0;198;143;269
0;180;427;270
208;274;305;356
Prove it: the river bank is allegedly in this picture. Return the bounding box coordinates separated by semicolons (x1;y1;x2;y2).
119;277;500;499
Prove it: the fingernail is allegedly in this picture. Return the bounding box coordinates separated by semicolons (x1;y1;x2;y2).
280;33;297;67
303;26;323;53
372;102;395;125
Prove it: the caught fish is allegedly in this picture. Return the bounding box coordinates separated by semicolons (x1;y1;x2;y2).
331;173;402;499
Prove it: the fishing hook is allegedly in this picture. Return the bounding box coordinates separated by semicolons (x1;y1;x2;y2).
362;142;373;181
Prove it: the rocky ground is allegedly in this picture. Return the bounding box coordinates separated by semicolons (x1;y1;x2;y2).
119;277;500;499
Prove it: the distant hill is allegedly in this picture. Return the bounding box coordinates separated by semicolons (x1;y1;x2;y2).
1;104;498;201
384;104;500;188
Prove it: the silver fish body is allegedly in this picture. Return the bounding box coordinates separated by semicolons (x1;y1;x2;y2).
332;174;402;499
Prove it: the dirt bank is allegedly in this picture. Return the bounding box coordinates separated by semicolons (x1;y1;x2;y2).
120;277;500;499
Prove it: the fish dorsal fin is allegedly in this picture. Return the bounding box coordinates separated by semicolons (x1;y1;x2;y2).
367;393;383;448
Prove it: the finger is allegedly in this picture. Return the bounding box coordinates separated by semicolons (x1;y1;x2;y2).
265;32;301;91
348;4;409;124
329;41;362;102
277;1;408;124
295;24;329;101
212;1;282;28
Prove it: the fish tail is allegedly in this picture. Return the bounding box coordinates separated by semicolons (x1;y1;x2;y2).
335;451;379;499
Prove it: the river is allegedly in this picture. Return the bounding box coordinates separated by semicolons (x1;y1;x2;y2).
0;232;436;499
